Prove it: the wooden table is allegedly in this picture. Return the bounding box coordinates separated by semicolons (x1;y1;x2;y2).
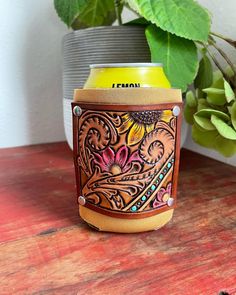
0;142;235;295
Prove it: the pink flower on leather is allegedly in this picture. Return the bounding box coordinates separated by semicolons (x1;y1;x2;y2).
153;183;172;208
93;146;140;175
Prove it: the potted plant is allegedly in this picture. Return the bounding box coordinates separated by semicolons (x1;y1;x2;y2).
55;0;236;154
54;0;151;148
185;64;236;157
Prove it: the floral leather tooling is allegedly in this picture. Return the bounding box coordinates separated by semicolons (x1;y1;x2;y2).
72;103;181;218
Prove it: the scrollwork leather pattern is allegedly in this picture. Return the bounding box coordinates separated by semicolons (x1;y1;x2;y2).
72;103;181;218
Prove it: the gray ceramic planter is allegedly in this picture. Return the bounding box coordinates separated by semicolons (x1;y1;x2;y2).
63;26;151;148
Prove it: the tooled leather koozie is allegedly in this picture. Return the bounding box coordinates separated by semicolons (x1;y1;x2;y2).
72;102;182;219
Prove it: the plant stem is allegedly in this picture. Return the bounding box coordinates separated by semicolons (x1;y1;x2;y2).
211;31;236;48
114;0;122;25
203;44;230;81
210;40;236;78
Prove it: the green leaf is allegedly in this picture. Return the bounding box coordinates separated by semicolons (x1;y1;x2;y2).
184;105;196;125
227;106;233;115
214;136;236;157
212;71;224;89
186;91;197;108
194;115;215;131
195;88;202;99
197;98;210;111
231;101;236;131
194;54;213;90
54;0;119;29
195;109;230;122
224;79;235;103
207;104;228;114
203;88;227;106
192;124;218;149
211;115;236;140
126;0;211;42
54;0;87;27
203;88;225;95
145;25;198;91
73;0;122;28
192;124;236;157
124;17;150;26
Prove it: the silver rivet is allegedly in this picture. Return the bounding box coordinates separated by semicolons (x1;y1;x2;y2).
78;195;86;205
167;197;174;207
73;106;82;116
172;106;181;117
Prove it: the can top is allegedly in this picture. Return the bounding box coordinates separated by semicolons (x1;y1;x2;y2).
90;63;163;69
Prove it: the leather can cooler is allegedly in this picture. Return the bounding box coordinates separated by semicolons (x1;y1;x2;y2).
72;88;182;233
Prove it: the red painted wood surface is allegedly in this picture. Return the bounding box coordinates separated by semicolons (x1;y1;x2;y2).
0;142;235;295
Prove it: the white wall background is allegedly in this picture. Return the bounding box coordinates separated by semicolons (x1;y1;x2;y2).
0;0;67;148
0;0;236;166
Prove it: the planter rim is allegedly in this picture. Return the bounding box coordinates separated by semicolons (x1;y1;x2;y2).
64;25;146;37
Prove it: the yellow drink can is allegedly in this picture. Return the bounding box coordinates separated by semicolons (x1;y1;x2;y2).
84;63;170;89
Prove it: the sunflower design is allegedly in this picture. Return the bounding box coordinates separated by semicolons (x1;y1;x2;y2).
118;110;172;146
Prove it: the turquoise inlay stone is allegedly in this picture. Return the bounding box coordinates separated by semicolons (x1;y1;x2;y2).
151;184;156;191
147;191;151;195
141;196;147;201
156;179;159;184
172;158;174;163
159;174;164;180
131;205;137;212
137;202;141;206
163;169;167;173
167;162;172;168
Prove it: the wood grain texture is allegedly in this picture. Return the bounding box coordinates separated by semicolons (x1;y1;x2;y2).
0;143;236;295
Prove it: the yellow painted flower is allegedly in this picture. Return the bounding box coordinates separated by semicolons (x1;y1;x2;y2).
118;110;172;146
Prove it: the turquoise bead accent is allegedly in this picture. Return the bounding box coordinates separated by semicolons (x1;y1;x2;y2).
151;184;156;191
141;196;147;201
131;205;137;212
163;169;167;173
159;174;164;180
172;158;174;163
167;162;172;168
